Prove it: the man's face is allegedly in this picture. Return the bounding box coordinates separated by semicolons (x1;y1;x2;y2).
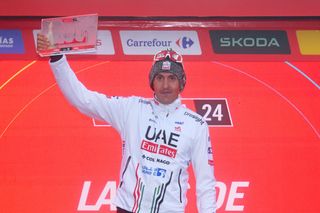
152;72;180;105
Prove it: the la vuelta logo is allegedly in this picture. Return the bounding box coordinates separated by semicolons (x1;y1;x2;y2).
141;126;179;158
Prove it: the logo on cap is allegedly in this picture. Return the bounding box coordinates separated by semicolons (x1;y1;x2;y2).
161;61;172;70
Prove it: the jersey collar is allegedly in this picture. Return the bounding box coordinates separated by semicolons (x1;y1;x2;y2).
152;95;182;115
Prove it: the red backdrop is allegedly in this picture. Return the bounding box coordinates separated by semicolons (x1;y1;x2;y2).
0;19;319;212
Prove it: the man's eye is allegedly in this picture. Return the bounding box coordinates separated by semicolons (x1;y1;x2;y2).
169;75;177;80
156;75;163;80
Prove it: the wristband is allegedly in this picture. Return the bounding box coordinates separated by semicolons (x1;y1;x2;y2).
50;55;63;63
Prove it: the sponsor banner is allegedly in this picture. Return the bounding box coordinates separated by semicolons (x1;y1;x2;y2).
210;30;291;54
296;30;320;55
33;30;115;55
120;30;202;55
0;30;24;54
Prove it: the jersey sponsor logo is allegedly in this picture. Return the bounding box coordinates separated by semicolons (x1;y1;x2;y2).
0;30;24;54
139;98;151;105
184;111;205;125
142;126;179;158
120;30;202;55
142;165;167;178
142;154;171;165
156;158;170;165
142;154;155;162
141;140;178;158
159;144;177;158
141;140;158;154
149;118;157;124
208;159;214;166
145;125;179;148
210;30;290;54
208;146;214;166
174;121;184;125
208;147;213;154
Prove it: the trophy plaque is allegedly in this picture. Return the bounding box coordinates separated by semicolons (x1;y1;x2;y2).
38;14;98;56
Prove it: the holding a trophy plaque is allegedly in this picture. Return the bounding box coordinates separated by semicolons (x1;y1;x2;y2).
37;14;98;56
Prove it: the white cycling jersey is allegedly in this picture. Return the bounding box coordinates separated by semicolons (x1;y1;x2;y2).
50;55;217;213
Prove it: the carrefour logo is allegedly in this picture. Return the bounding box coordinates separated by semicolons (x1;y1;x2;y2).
176;36;194;49
120;30;201;55
125;36;194;49
126;38;172;48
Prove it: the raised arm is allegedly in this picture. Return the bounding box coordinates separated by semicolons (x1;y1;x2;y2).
37;34;129;133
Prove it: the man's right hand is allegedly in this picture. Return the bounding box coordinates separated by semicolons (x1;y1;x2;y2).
37;33;62;61
37;34;50;51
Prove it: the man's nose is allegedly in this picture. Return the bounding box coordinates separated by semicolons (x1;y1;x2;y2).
162;78;169;88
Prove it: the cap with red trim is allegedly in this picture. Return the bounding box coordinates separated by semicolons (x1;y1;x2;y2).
149;49;186;91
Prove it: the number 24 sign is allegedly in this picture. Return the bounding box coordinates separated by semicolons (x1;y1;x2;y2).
182;98;233;127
